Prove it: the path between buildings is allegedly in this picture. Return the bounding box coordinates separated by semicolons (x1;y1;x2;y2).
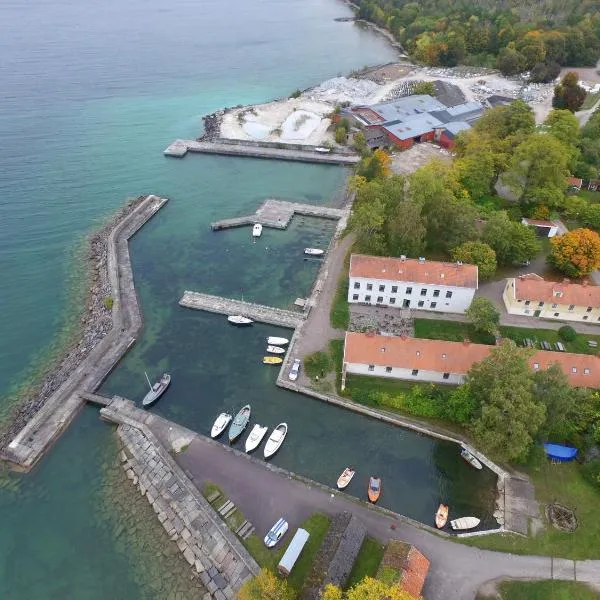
157;429;600;600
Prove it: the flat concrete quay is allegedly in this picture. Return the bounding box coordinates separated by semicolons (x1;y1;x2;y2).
211;198;345;231
163;139;361;166
179;291;303;328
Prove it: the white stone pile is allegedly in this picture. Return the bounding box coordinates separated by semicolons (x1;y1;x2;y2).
303;77;384;105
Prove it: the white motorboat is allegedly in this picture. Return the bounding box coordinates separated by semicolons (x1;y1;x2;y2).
245;424;268;453
264;423;288;458
314;147;331;153
450;516;480;531
304;248;324;256
211;412;232;438
267;336;289;346
267;345;286;354
337;467;355;490
461;448;483;470
228;315;253;326
252;223;263;237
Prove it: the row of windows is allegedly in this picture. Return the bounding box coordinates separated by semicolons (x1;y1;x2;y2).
353;281;452;299
523;308;600;321
519;299;595;312
352;295;439;308
367;365;451;379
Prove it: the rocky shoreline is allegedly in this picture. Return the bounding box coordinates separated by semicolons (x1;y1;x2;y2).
0;196;147;452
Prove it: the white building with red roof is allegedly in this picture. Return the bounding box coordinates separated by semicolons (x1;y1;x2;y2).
503;274;600;324
348;254;478;314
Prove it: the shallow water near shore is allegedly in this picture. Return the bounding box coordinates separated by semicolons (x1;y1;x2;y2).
0;0;497;595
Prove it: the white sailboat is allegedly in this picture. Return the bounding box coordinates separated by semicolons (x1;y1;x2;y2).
142;372;171;407
245;424;268;453
264;423;288;458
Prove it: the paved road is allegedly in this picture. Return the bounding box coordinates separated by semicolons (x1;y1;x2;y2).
163;431;600;600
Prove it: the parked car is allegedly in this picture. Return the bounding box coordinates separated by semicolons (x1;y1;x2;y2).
288;359;301;381
264;518;289;548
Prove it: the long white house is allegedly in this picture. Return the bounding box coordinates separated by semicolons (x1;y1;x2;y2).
348;254;478;314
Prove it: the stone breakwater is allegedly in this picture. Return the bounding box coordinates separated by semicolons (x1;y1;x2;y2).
0;196;146;450
2;195;168;470
112;413;259;599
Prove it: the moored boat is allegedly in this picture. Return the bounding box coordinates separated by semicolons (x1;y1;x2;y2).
252;223;263;237
435;504;449;529
211;412;232;438
460;448;483;470
245;424;268;453
314;147;331;153
142;372;171;407
336;467;355;490
367;476;381;503
264;423;288;458
228;405;251;442
304;248;324;256
267;345;286;354
263;356;283;365
450;516;480;531
228;315;253;326
267;336;289;346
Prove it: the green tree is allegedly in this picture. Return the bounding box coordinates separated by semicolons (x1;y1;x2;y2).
386;199;427;257
482;212;541;265
348;198;386;254
238;569;294;600
412;81;436;95
469;341;545;462
549;227;600;277
352;131;368;155
335;125;347;144
451;241;497;281
455;140;496;200
544;109;580;146
553;71;587;112
496;45;525;75
465;297;500;335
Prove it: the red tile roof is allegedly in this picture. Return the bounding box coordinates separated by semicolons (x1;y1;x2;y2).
513;276;600;308
349;254;478;288
400;547;430;598
568;176;583;188
521;218;559;228
344;332;600;388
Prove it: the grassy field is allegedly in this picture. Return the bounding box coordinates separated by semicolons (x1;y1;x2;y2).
244;513;331;593
344;537;385;589
581;90;600;110
462;462;600;560
478;580;600;600
330;274;350;329
414;318;600;355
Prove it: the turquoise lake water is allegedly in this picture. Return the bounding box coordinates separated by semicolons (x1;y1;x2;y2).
0;0;497;595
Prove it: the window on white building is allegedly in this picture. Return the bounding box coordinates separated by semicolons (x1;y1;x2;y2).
379;284;385;292
377;296;383;303
433;290;440;297
352;294;359;300
584;316;589;320
366;283;373;291
390;298;396;304
525;300;530;306
385;366;392;373
403;299;410;308
554;313;559;317
446;291;453;298
539;302;544;307
431;302;437;308
587;306;593;312
552;303;558;308
411;369;419;376
406;287;412;295
365;295;371;302
354;282;360;289
391;285;398;293
418;301;424;307
420;288;427;296
568;304;575;311
368;365;374;372
443;373;450;379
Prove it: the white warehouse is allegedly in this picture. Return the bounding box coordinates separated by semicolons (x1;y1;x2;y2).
347;254;478;314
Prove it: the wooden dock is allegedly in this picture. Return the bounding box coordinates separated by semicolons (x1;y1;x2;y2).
163;139;360;166
211;198;345;231
179;291;304;328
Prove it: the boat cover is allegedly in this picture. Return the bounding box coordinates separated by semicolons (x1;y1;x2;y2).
543;443;578;461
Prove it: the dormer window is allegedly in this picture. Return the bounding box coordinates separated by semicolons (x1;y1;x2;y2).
554;290;563;298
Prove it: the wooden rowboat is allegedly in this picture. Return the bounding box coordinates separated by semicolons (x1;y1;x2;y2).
368;476;381;503
336;467;355;490
435;504;449;529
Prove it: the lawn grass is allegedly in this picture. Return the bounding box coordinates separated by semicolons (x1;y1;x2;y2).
202;481;224;502
461;461;600;560
344;537;385;589
413;318;600;355
330;274;350;329
243;513;331;593
581;90;600;110
478;580;600;600
578;189;600;203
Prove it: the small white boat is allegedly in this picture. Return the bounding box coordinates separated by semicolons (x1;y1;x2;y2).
228;315;253;326
264;423;288;458
337;467;355;490
450;516;480;531
314;147;331;153
142;372;171;407
461;448;483;470
267;336;289;346
245;424;268;453
304;248;324;256
211;413;232;438
252;223;263;237
267;345;286;354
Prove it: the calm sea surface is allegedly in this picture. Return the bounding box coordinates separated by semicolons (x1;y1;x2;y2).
0;0;495;596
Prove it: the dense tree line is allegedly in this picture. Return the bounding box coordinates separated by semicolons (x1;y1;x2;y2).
354;0;600;76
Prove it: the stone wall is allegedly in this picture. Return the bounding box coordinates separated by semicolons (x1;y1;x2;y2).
116;418;259;600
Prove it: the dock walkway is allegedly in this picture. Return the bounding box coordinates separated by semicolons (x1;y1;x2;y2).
164;139;360;166
179;291;304;328
211;198;345;231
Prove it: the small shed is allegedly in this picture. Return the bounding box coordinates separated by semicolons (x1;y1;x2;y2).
544;443;578;462
278;528;309;576
521;218;559;238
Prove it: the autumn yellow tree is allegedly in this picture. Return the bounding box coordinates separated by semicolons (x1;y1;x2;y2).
237;568;295;600
323;577;419;600
549;228;600;278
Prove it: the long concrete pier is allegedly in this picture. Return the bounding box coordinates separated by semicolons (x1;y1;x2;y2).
163;139;360;166
211;198;345;231
2;195;168;471
179;291;304;328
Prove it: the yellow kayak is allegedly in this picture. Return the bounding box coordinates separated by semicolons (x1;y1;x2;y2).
263;356;283;365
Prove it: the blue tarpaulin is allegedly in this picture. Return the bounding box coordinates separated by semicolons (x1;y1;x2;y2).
544;443;578;462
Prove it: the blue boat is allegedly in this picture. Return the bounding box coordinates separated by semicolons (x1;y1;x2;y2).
543;443;578;462
228;405;251;443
